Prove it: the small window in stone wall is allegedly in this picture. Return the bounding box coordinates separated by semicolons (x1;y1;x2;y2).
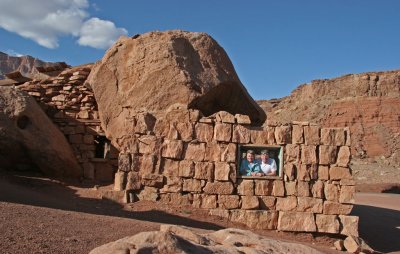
94;135;111;159
237;145;283;179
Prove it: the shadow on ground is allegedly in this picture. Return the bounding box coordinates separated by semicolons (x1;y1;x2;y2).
352;204;400;253
0;171;224;231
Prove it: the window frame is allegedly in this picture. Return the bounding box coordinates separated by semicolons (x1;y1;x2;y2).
236;144;284;179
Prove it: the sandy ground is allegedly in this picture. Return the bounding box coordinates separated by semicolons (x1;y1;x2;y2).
0;171;399;254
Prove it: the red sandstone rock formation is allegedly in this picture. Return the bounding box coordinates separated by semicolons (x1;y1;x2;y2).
87;30;266;150
0;86;81;176
0;51;63;79
258;70;400;165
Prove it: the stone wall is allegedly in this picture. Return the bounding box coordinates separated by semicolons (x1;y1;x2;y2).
113;109;358;236
17;65;118;181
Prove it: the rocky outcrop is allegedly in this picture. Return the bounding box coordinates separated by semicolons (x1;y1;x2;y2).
89;225;323;254
0;86;81;176
86;30;266;150
0;51;62;79
258;70;400;165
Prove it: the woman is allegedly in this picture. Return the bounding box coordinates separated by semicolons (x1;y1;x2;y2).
240;150;262;176
259;150;277;176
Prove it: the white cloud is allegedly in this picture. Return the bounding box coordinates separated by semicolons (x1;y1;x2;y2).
0;0;128;49
5;49;24;57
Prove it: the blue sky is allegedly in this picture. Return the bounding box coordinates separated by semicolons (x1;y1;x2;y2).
1;1;400;100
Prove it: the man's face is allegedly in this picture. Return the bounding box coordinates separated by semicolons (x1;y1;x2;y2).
261;153;269;161
246;153;255;162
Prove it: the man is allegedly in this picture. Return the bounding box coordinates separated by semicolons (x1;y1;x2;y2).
259;150;277;176
240;150;262;176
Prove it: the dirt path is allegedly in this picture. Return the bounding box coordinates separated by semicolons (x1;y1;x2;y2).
2;171;400;253
352;193;400;254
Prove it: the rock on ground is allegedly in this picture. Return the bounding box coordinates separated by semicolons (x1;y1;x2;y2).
90;225;323;254
0;86;80;176
87;30;265;150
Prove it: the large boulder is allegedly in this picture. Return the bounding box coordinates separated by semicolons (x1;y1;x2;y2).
87;30;266;144
0;86;81;176
90;225;323;254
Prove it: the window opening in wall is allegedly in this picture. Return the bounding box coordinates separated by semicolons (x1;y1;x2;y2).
94;135;111;159
237;145;283;179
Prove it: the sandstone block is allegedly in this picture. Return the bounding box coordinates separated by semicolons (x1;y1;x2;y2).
141;173;164;188
229;209;247;225
215;111;235;123
255;211;279;230
340;179;356;186
194;123;214;143
272;180;285;196
254;180;273;196
137;186;158;201
321;128;346;146
237;179;254;196
203;181;234;194
135;113;156;134
118;153;131;172
285;144;300;162
69;134;82;144
266;126;276;144
297;197;323;213
205;142;221;162
318;166;329;180
284;163;296;181
232;125;251;143
250;129;269;144
161;139;184;159
214;162;231;181
161;158;180;176
339;185;355;204
83;135;94;144
160;176;182;193
193;194;217;209
337;146;351;167
311;180;324;198
274;126;291;144
178;160;195;177
241;196;259;210
184;142;206;161
301;145;317;164
319;145;337;165
182;179;203;192
138;135;162;155
235;114;251;124
277;212;317;232
276;196;297;211
324;183;339;202
160;193;191;206
83;162;95;179
339;215;359;236
208;209;230;219
259;196;276;210
297;164;310;181
285;181;297;196
330;166;352;180
343;236;362;253
175;121;193;141
297;181;311;197
304;125;320;145
316;214;340;234
292;125;304;144
126;171;141;190
323;201;353;215
194;161;214;181
334;240;345;251
214;123;232;142
114;171;126;191
189;109;201;122
220;143;236;163
139;155;157;174
218;195;240;209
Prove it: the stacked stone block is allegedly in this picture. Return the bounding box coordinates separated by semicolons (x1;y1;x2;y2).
114;109;358;236
17;66;118;181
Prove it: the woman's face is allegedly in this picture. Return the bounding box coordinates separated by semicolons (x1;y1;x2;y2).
261;153;269;162
246;153;255;162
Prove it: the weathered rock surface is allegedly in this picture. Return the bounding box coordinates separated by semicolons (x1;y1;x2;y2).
89;225;323;254
258;70;400;166
87;30;266;150
0;86;81;176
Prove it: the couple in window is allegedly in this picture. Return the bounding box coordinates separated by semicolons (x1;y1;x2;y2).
240;149;277;176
